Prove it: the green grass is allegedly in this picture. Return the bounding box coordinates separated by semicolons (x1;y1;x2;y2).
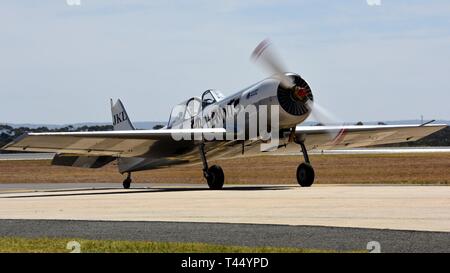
0;237;344;253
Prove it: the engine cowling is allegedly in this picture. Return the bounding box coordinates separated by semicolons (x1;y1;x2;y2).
277;73;313;116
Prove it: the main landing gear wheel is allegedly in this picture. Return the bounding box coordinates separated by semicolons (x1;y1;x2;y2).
206;165;225;190
199;142;225;190
123;172;132;189
296;162;315;187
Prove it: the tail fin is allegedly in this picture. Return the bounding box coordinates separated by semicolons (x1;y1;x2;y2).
110;99;135;131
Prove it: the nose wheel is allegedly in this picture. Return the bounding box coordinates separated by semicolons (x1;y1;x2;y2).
199;143;224;190
123;172;132;189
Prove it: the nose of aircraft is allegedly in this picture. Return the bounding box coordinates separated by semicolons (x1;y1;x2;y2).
294;86;310;101
276;73;313;117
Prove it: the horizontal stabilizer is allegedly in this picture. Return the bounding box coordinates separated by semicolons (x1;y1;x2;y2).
52;154;115;168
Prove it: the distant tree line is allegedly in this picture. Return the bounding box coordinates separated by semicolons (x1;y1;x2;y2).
1;122;449;152
0;124;113;151
152;124;165;130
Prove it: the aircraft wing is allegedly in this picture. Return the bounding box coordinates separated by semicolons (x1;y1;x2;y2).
295;123;447;150
1;124;446;160
1;128;226;157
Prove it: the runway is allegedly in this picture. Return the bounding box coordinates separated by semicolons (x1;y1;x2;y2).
0;184;449;232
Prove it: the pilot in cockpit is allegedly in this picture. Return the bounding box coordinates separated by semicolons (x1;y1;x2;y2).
202;89;224;109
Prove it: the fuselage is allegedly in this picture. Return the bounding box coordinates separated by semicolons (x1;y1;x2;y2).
169;72;314;133
118;73;314;173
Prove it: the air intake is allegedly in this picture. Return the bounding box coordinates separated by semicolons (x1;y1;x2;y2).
277;74;313;116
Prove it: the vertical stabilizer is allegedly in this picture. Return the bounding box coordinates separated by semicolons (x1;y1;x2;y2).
111;99;135;131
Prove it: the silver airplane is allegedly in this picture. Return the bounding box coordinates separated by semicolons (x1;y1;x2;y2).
2;40;447;189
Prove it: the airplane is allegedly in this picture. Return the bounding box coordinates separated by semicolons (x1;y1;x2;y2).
2;40;447;189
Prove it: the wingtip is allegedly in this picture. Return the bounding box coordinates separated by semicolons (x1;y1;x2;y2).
0;132;29;151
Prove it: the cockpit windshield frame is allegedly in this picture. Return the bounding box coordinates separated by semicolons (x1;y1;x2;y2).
167;96;202;128
201;89;225;109
167;90;225;128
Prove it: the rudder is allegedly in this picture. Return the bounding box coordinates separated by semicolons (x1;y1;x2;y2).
111;99;135;130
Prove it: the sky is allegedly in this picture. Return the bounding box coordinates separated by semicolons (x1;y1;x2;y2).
1;0;449;124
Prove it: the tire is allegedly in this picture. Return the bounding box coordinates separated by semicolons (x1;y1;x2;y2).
123;178;131;189
296;163;315;187
206;165;225;190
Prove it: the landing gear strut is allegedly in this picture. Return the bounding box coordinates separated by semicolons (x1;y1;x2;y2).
123;172;132;189
199;143;224;190
296;140;315;187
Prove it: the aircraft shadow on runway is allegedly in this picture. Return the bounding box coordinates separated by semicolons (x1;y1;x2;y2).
0;185;293;199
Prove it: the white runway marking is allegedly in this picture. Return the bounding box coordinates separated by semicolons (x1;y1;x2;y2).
309;147;450;154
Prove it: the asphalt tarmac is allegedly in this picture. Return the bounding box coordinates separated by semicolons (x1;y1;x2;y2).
0;219;449;253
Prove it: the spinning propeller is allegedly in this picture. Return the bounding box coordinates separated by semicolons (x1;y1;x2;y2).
251;39;339;127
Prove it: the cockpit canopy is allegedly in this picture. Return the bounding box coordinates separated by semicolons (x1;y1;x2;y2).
201;89;225;108
167;89;225;128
